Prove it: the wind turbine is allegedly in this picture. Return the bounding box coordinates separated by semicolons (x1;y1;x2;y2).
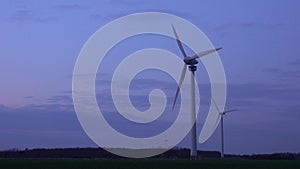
171;24;222;160
212;98;238;158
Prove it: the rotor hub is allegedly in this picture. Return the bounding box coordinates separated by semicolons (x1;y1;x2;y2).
184;58;199;66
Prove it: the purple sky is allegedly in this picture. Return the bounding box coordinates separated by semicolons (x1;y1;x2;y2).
0;0;300;155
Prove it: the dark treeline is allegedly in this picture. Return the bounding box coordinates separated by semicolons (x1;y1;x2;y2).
0;148;219;159
227;153;300;160
0;147;299;160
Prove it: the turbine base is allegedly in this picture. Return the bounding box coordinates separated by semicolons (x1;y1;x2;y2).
190;155;201;160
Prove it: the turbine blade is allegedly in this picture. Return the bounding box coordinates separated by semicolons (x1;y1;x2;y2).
223;109;238;114
172;65;187;111
171;24;187;58
189;47;222;60
211;98;221;113
215;113;222;125
212;98;223;125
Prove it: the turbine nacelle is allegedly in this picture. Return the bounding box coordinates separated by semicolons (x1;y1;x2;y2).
183;57;198;65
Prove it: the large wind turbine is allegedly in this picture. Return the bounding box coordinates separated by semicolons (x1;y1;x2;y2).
212;98;238;158
171;24;222;160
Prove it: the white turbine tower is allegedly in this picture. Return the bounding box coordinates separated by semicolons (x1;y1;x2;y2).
171;25;222;160
212;98;238;158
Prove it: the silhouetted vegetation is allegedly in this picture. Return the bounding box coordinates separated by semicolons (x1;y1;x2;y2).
227;153;300;160
0;147;299;160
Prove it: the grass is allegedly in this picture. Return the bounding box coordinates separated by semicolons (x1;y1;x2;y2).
0;158;300;169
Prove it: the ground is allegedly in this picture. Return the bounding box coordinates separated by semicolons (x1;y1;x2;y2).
1;159;300;169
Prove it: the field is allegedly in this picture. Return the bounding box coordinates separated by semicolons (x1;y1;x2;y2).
0;159;300;169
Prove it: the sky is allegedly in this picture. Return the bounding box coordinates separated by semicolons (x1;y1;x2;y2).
0;0;300;155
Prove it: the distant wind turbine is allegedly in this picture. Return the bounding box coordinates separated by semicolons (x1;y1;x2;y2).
212;98;238;158
171;24;222;160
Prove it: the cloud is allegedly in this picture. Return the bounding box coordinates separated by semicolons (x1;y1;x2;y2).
34;17;59;23
47;95;73;105
61;90;72;94
280;70;300;82
261;57;300;87
24;96;34;99
227;83;300;117
262;62;300;87
0;105;11;113
10;9;59;23
262;68;281;74
89;9;192;21
8;1;59;23
213;21;285;38
288;59;300;66
10;9;32;21
1;76;300;153
0;102;95;150
241;22;283;29
48;80;300;152
95;78;176;110
215;22;284;32
89;12;125;21
89;14;102;20
53;4;88;10
108;0;144;6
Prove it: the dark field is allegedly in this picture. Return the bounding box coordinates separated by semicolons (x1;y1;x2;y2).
0;159;300;169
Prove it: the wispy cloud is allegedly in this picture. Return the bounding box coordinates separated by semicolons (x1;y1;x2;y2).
10;9;59;23
213;21;285;38
262;68;281;74
108;0;144;6
89;14;102;20
47;95;73;105
89;9;192;22
0;102;94;150
214;22;284;32
34;17;59;23
1;78;300;152
10;9;32;21
262;60;300;86
0;104;11;112
23;96;34;99
288;59;300;66
61;90;72;94
53;4;88;10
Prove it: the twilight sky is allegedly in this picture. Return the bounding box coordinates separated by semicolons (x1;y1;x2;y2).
0;0;300;155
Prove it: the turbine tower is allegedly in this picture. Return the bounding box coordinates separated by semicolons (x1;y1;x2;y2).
212;98;238;158
171;25;222;160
